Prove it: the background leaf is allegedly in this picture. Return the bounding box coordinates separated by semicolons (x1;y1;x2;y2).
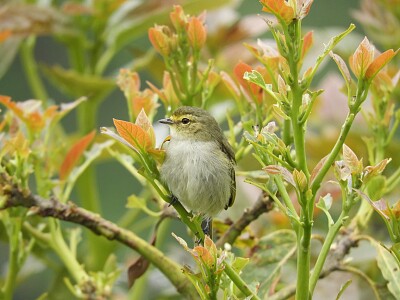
373;241;400;300
59;131;96;180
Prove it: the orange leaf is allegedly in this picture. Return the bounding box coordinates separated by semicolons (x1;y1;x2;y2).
135;108;156;147
365;49;398;80
60;131;95;180
260;0;295;24
349;37;374;78
0;96;24;120
148;26;172;56
113;118;152;152
234;61;263;98
301;31;313;60
187;17;207;50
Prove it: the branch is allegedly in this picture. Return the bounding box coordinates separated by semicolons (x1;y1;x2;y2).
0;173;198;299
216;193;274;248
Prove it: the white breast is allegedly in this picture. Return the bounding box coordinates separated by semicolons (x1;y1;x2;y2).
160;139;232;216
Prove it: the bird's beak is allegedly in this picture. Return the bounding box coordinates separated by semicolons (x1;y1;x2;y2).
159;118;174;125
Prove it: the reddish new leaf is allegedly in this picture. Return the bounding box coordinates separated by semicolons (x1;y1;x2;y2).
301;31;313;60
310;155;328;185
349;37;374;78
264;165;295;187
260;0;295;24
365;49;398;80
343;144;362;175
113;118;152;152
60;131;95;180
187;17;207;50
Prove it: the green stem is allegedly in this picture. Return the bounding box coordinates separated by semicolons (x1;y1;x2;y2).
20;36;48;103
275;177;299;219
295;206;312;300
2;223;20;300
311;112;356;194
49;219;89;284
309;211;347;294
223;263;261;300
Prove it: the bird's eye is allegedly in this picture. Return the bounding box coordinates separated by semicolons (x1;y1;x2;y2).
181;118;190;125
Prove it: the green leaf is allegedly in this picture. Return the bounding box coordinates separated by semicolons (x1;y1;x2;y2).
317;193;334;226
41;65;115;99
366;175;387;201
373;242;400;299
243;70;269;91
241;229;296;297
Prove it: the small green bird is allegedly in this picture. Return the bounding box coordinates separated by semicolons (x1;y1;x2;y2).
159;106;236;236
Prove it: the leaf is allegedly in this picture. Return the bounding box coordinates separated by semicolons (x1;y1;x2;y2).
343;144;362;175
260;0;295;24
364;158;391;182
297;0;314;20
349;37;375;78
372;241;400;299
264;165;295;187
187;16;207;49
366;49;399;80
293;169;308;192
355;189;390;220
241;230;296;297
243;70;268;92
277;75;287;96
366;175;387;201
59;131;96;180
67;141;114;189
310;155;328;185
135;109;155;147
42;65;115;98
113;118;152;152
301;31;314;60
330;51;352;89
316;194;334;226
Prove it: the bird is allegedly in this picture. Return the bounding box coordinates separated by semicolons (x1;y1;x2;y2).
159;106;236;237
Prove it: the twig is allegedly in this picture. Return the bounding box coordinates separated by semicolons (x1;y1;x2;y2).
216;193;274;248
0;173;198;299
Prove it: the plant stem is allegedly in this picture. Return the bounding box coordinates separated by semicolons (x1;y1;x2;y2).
295;208;312;300
311;112;356;194
48;219;89;284
2;221;20;300
223;263;261;300
20;36;48;103
309;211;347;293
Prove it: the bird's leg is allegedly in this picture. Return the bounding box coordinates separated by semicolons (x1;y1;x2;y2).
201;217;213;239
168;194;180;207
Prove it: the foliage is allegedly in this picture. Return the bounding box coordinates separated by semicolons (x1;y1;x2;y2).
0;0;399;299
